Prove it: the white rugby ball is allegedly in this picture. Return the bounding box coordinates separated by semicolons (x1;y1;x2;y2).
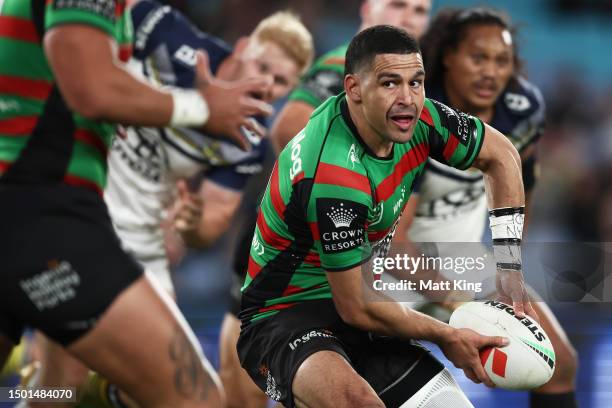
449;301;555;390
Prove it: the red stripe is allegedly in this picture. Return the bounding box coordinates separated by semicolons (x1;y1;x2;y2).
419;106;434;126
247;255;263;279
256;212;291;250
115;1;127;17
480;347;493;367
315;162;370;195
308;222;320;241
74;129;108;157
0;116;38;135
0;160;11;172
443;134;460;162
492;348;508;378
269;162;286;219
292;171;304;185
368;226;392;243
63;175;103;196
0;16;39;43
304;251;321;266
119;45;133;63
0;75;53;100
258;302;296;314
375;142;428;202
282;285;304;297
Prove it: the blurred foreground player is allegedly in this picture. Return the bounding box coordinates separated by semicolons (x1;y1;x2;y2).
224;1;433;406
237;26;534;408
0;0;275;407
15;2;313;407
394;8;578;407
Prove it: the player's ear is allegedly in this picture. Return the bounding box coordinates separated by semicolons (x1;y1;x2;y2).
345;74;362;103
360;0;371;25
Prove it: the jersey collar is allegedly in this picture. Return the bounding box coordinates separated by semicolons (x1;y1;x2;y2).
339;97;394;161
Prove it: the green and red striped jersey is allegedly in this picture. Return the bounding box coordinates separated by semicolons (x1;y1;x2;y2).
240;93;485;325
288;44;347;108
0;0;133;194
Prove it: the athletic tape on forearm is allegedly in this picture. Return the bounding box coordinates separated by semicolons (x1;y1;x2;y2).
489;207;525;270
170;88;209;127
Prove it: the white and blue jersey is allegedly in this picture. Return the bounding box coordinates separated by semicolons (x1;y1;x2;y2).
409;77;545;242
105;0;266;290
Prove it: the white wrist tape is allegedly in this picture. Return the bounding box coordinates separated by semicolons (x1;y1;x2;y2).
170;88;209;127
489;207;525;270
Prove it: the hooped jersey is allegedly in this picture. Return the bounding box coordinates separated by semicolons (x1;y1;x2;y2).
104;0;265;264
0;0;132;194
408;77;545;242
240;93;486;325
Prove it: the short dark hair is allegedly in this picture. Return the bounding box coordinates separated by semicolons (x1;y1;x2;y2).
344;25;421;77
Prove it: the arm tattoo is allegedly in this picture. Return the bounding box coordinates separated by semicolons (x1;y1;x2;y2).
169;326;215;401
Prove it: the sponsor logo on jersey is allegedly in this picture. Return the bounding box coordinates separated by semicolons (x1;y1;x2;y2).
302;69;343;102
347;143;360;169
173;44;197;67
54;0;115;22
505;92;531;112
289;129;306;180
236;163;263;175
0;99;19;113
317;198;367;254
252;234;265;256
369;202;384;227
19;260;81;311
393;187;406;214
288;329;335;351
430;99;472;146
484;301;546;342
135;5;171;50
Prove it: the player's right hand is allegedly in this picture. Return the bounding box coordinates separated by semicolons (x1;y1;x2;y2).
438;327;508;388
194;51;273;151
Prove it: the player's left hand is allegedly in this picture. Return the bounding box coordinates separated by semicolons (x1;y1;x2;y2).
173;179;203;235
496;269;539;323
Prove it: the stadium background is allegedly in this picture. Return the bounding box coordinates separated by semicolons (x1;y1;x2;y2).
2;0;612;407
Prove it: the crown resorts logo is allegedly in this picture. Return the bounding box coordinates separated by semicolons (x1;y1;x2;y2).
326;203;357;228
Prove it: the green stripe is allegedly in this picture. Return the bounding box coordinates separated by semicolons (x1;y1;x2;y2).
520;337;555;361
288;89;324;109
308;184;370;217
0;38;52;81
424;99;445;141
45;7;115;37
250;310;280;323
0;135;27;161
0;95;44;119
66;143;107;188
1;0;31;18
73;115;115;149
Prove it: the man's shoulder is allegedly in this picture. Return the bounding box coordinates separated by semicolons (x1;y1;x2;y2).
131;0;231;74
499;76;545;121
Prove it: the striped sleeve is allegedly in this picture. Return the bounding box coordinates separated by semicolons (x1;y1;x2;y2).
45;0;121;36
421;98;485;170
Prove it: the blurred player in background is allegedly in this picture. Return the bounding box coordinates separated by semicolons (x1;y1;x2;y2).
0;0;276;405
393;8;578;408
223;1;432;407
15;1;313;407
